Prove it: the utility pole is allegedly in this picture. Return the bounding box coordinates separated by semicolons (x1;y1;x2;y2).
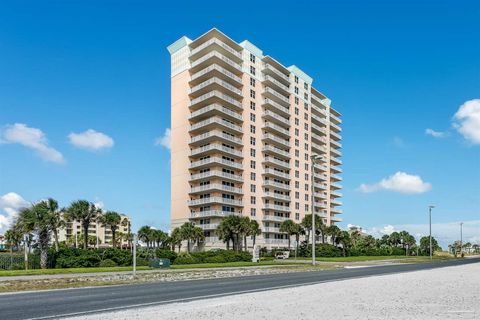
428;205;435;259
460;222;463;256
133;234;138;277
24;234;28;270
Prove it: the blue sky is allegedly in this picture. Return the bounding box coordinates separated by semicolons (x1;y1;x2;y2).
0;0;479;247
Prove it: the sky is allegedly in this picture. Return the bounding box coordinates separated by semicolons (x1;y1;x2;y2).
0;0;479;248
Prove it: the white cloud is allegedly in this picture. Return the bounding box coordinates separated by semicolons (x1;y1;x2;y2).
0;123;64;163
380;225;396;235
68;129;114;151
0;192;29;232
425;128;447;138
358;171;431;194
453;99;480;144
154;128;171;150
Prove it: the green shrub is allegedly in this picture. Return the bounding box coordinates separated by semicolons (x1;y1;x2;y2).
174;253;199;264
99;259;117;267
172;250;252;265
155;249;177;263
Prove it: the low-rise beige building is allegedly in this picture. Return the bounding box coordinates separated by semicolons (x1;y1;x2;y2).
168;28;343;250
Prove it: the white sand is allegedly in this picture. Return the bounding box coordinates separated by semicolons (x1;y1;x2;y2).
69;263;480;320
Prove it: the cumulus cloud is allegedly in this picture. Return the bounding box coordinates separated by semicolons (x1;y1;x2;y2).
425;128;447;138
358;171;431;194
0;192;29;232
453;99;480;144
154;128;171;150
68;129;114;151
0;123;64;163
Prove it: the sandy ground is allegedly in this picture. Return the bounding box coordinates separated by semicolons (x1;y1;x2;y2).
69;262;480;320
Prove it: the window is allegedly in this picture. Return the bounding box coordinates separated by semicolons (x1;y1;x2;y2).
295;202;300;209
295;149;299;157
250;160;256;169
304;83;308;90
295;107;299;115
295;212;300;220
251;208;256;216
295;191;299;199
305;204;309;212
305;194;309;201
294;87;299;94
250;184;256;192
250;148;256;157
304;93;309;100
305;184;309;191
305;133;309;140
295;139;299;147
295;128;299;136
250;77;255;86
250;101;256;110
305;143;309;150
295;181;299;188
250;66;256;75
295;160;299;167
304;102;309;110
305;153;309;161
304;123;309;130
295;170;299;178
251;172;256;180
305;163;309;171
250;125;256;134
304;113;309;121
250;89;256;99
251;196;256;204
250;137;256;145
250;113;256;122
305;173;309;181
250;54;256;63
295;97;299;105
295;75;299;83
295;118;299;126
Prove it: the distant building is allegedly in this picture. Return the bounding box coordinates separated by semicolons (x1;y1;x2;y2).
56;214;131;248
0;234;5;251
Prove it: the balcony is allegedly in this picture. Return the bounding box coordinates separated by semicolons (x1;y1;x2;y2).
190;130;242;146
331;208;343;214
262;157;290;170
190;51;242;75
189;90;242;111
331;157;342;166
189;104;242;123
188;197;243;207
262;215;289;222
314;191;328;199
263;75;289;95
262;180;290;191
262;133;289;149
331;166;343;174
263;86;290;107
190;38;242;62
189;170;243;183
190;183;243;195
330;112;342;124
196;223;220;230
331;199;343;206
263;63;290;84
190;116;242;134
330;139;342;149
314;182;327;190
312;142;327;154
330;122;341;132
331;191;343;197
264;238;289;245
311;104;327;116
190;64;243;87
314;201;327;209
191;144;242;158
190;210;239;219
331;174;342;181
262;227;282;233
311;123;326;135
331;216;343;223
313;164;328;172
331;182;342;190
263;168;290;180
189;77;242;98
311;113;327;126
330;130;342;141
330;148;342;158
263;98;290;118
263;203;290;212
189;157;243;170
262;145;290;159
263;192;290;201
263;122;290;138
262;110;290;127
314;173;327;180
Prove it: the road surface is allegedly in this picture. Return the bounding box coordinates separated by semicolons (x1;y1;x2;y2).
1;258;478;320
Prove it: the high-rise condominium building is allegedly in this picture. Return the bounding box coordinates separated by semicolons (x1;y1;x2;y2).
168;29;342;250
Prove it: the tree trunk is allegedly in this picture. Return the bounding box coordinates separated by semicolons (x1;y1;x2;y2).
53;229;59;252
296;234;300;253
253;235;256;247
112;228;116;248
39;230;49;269
244;235;247;252
306;231;310;246
288;236;291;250
187;240;191;253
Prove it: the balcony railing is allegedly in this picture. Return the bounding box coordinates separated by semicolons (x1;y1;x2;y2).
189;103;242;122
330;139;342;149
190;64;243;85
314;182;327;190
190;210;239;218
262;110;290;127
189;157;242;170
263;168;290;179
189;77;242;96
189;170;243;182
262;215;289;222
263;87;290;105
263;180;290;190
190;183;243;194
188;197;243;206
262;227;282;233
263;192;290;201
262;145;289;158
264;122;290;137
262;133;289;148
263;157;290;169
311;132;327;143
190;116;243;133
263;64;290;83
264;238;289;244
263;98;290;116
330;131;342;140
190;51;242;72
190;130;242;145
190;38;242;59
311;113;327;126
196;223;220;230
263;203;290;212
264;75;290;93
189;90;242;110
191;144;242;158
330;122;342;132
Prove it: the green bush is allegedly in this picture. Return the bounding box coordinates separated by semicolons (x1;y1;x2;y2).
155;249;177;263
99;259;117;267
54;249;101;268
172;250;252;265
174;253;200;264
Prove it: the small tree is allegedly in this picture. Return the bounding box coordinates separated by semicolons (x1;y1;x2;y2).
280;219;296;249
65;200;100;249
99;211;122;248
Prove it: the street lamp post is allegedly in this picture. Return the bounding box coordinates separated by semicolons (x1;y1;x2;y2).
460;222;463;256
428;205;435;260
310;154;321;266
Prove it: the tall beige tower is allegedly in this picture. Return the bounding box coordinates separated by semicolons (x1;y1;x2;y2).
168;29;342;249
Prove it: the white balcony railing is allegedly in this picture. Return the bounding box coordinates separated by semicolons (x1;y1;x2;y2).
191;51;242;71
189;170;243;182
189;91;242;109
189;157;242;170
263;86;290;105
190;184;243;194
262;145;289;158
188;197;243;206
263;157;290;169
262;215;289;222
263;98;290;116
191;144;242;157
263;192;290;201
262;110;290;126
189;77;242;96
190;116;243;133
263;203;290;212
262;133;289;148
263;64;290;82
189;103;242;121
191;130;242;145
264;122;290;136
190;38;242;59
263;168;290;179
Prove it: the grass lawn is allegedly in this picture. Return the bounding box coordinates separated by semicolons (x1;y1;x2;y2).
0;261;296;277
290;255;455;263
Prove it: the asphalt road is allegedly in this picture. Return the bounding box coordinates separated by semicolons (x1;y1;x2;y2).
1;258;478;320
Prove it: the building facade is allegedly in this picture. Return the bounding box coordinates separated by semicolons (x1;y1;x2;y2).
168;29;342;249
57;214;131;248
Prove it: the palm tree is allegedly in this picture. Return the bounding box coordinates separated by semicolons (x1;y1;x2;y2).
280;219;297;249
301;214;322;245
65;200;100;249
4;228;22;252
239;216;252;251
179;222;205;253
388;231;401;247
327;225;341;246
137;225;153;248
216;220;234;250
350;229;362;249
249;220;261;248
216;215;242;251
15;201;54;269
170;227;183;252
337;231;351;257
192;226;205;250
99;211;122;248
318;220;327;244
44;198;65;252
